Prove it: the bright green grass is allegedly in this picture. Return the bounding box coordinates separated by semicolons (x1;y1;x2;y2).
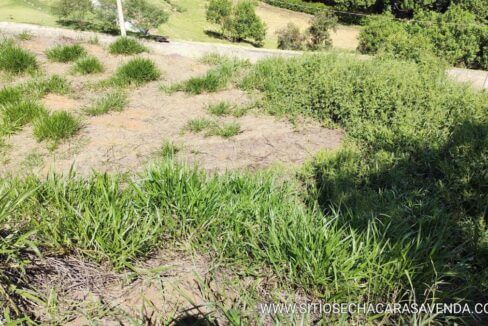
73;56;104;75
33;111;81;143
0;40;38;74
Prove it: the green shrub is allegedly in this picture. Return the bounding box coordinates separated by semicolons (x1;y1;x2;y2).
33;111;81;143
84;91;127;116
1;101;46;133
307;11;337;50
276;23;305;50
45;44;87;62
0;40;37;74
113;58;160;86
108;37;147;55
206;0;233;34
73;56;104;74
358;14;404;54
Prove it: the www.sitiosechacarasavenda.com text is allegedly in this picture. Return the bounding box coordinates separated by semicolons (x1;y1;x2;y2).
257;302;488;316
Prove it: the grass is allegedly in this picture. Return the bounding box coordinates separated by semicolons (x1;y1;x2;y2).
159;140;180;159
73;56;104;75
1;101;46;133
0;39;38;74
183;118;241;138
170;59;248;94
17;31;33;41
45;44;86;63
112;58;161;86
84;91;127;116
33;111;81;143
207;101;249;117
108;37;147;55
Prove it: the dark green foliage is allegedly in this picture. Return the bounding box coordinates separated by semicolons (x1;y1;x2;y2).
108;37;147;55
33;111;81;143
113;58;160;86
0;40;38;74
73;56;104;74
45;44;87;63
276;23;305;50
307;11;337;50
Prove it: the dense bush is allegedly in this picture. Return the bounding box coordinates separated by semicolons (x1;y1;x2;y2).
307;11;337;50
276;23;305;50
359;6;488;69
206;0;266;47
0;40;37;74
242;53;488;306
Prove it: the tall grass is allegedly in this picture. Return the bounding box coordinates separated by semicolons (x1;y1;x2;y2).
45;44;86;63
33;111;81;143
0;40;37;74
112;58;160;86
108;37;147;55
73;56;104;75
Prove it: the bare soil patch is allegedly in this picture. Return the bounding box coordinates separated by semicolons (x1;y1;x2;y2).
1;34;343;177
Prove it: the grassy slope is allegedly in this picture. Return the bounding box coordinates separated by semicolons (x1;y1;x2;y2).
0;0;57;26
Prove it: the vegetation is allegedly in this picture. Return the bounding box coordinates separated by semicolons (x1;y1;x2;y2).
33;111;81;143
73;56;104;74
210;121;241;138
84;91;127;116
1;101;46;134
108;37;147;55
207;101;248;117
45;44;86;63
183;118;215;133
0;40;38;74
206;0;266;46
112;58;160;86
359;6;488;69
276;23;305;50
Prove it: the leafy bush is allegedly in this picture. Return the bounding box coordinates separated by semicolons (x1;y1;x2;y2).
358;14;404;54
113;58;160;86
0;40;37;74
108;37;147;55
33;111;81;143
276;23;305;50
206;0;266;47
73;56;104;74
307;11;337;50
45;44;87;62
124;0;169;32
84;91;127;116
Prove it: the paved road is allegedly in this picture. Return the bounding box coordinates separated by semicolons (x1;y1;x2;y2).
1;22;487;90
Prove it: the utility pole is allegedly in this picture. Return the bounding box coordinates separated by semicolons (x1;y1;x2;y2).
116;0;126;37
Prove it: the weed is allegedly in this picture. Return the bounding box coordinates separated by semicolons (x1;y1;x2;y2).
207;101;233;116
17;31;33;41
207;122;241;138
73;56;104;75
33;111;81;143
159;140;180;159
1;101;46;133
45;44;86;62
112;58;160;86
108;37;147;55
84;91;127;116
0;40;38;74
183;118;215;133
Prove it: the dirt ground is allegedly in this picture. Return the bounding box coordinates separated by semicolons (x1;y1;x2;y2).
0;34;343;177
256;3;360;51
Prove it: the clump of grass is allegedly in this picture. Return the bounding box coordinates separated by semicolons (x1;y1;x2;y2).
170;59;249;94
0;86;23;105
73;56;104;75
84;91;127;116
33;111;81;143
22;152;43;169
112;58;160;86
207;101;249;117
23;75;71;98
0;40;37;74
183;118;215;133
17;31;33;41
1;101;46;133
207;122;241;138
45;44;86;63
159;140;180;159
199;53;228;65
108;37;147;55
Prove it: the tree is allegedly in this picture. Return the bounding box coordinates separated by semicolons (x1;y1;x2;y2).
206;0;233;35
231;1;266;46
307;11;337;50
124;0;169;33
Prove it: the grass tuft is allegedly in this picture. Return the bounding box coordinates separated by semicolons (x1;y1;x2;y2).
112;58;160;86
183;118;215;133
17;31;33;41
73;56;104;75
207;122;241;138
108;37;147;55
1;101;46;133
159;140;180;159
84;91;127;116
45;44;86;63
207;101;249;117
33;111;81;143
0;40;37;74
